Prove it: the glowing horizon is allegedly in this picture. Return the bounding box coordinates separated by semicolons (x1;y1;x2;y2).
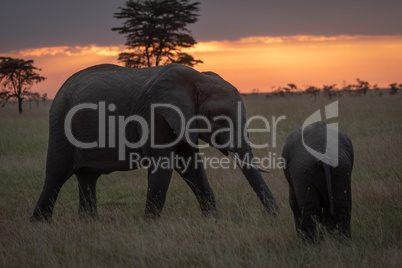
3;35;402;98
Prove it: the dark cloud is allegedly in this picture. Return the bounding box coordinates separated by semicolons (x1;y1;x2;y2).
0;0;126;52
191;0;402;41
1;0;401;52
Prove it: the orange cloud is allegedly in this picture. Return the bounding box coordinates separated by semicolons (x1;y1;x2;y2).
3;35;402;98
17;45;125;57
188;35;402;92
188;35;402;52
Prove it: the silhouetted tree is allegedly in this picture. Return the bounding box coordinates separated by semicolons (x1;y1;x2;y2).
305;86;320;101
273;87;285;97
355;78;370;96
112;0;202;68
287;83;297;91
0;57;46;114
345;84;354;96
389;83;399;95
340;84;352;96
323;84;336;99
280;83;297;96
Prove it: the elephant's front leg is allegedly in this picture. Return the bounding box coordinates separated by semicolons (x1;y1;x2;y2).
332;171;352;238
145;162;173;219
175;143;217;216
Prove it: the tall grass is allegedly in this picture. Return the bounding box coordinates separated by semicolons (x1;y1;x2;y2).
0;93;401;267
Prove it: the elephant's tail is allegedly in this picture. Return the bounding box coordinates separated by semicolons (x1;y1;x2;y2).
323;163;335;217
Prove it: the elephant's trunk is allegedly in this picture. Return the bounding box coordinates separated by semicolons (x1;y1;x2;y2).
231;149;279;214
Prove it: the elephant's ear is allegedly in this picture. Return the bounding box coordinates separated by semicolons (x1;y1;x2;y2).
149;65;199;146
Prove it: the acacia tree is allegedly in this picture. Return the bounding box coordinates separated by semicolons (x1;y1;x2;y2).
112;0;203;68
323;84;337;99
0;57;46;114
389;83;399;95
355;78;370;96
287;83;297;91
305;86;320;101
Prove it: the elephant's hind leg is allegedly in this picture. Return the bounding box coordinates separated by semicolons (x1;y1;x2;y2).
331;169;352;238
31;180;67;222
295;184;322;242
31;144;74;222
77;170;100;220
288;182;302;234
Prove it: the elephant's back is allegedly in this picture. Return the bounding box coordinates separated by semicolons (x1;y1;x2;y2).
50;64;162;120
283;121;353;174
282;122;331;176
54;65;146;103
47;65;155;145
51;63;189;107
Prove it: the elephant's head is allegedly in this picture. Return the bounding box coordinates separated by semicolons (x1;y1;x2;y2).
150;64;279;214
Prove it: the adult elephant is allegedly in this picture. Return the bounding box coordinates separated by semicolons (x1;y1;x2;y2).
282;121;353;241
31;63;278;221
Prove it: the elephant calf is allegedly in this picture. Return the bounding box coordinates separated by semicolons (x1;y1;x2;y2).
282;121;353;241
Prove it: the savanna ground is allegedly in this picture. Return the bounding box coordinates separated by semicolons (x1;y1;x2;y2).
0;92;401;267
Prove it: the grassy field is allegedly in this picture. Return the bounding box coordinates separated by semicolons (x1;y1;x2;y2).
0;92;401;267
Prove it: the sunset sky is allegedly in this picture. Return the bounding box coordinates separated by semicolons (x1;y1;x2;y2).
1;0;402;97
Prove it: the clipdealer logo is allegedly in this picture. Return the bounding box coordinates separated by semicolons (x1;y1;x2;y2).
63;101;286;162
301;101;339;167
